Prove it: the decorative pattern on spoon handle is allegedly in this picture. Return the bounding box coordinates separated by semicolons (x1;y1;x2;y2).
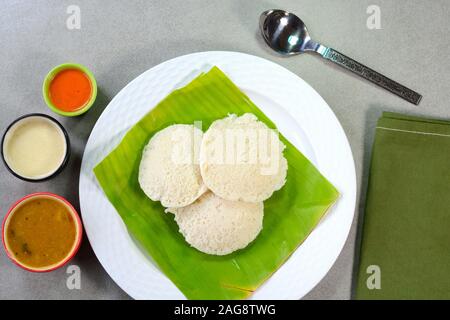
322;48;422;105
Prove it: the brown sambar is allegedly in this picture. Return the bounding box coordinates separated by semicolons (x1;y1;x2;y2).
5;197;77;269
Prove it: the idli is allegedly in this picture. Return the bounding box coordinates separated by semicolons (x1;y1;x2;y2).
138;124;206;208
167;192;263;255
200;113;287;202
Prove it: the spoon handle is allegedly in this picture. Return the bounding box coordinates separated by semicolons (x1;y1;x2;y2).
320;47;422;105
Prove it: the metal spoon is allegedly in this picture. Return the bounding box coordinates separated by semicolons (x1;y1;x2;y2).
259;9;422;105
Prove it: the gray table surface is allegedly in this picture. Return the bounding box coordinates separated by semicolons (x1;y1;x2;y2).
1;0;449;300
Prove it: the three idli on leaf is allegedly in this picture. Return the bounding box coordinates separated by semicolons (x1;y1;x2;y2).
138;113;288;255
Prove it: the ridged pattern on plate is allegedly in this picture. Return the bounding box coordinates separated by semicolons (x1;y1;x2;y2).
79;51;356;300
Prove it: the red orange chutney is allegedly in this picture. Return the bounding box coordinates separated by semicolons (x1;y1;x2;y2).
48;69;92;112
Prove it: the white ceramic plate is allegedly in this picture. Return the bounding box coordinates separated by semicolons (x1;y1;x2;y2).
79;51;356;300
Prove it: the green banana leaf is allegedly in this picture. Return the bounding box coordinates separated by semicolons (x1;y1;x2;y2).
94;67;339;299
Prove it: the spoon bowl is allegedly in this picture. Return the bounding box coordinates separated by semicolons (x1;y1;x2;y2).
260;9;319;55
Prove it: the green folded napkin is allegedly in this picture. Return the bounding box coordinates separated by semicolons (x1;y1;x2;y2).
355;112;450;300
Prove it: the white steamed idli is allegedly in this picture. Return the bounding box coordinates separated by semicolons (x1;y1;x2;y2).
167;191;263;255
199;113;287;203
138;124;206;208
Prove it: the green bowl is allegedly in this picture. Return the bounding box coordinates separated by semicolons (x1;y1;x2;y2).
42;63;97;117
